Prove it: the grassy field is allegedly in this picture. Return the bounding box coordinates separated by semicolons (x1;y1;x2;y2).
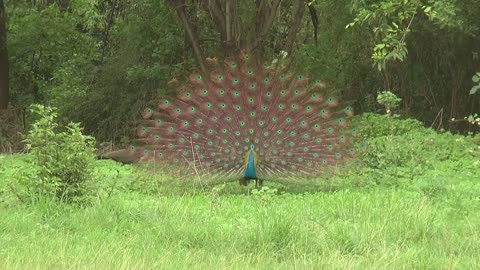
1;153;479;269
1;114;479;269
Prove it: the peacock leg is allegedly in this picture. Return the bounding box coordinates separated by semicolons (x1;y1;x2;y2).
239;178;248;186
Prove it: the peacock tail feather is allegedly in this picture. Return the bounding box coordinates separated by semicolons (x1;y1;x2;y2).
131;52;358;183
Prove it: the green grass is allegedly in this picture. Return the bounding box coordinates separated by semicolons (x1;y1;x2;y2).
1;154;480;269
1;115;479;269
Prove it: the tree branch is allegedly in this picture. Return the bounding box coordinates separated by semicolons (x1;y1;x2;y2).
225;0;232;51
284;0;306;57
201;0;226;34
249;0;282;52
170;0;207;73
255;0;264;45
200;0;228;52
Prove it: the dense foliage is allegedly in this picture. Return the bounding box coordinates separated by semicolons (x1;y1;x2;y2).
1;0;478;143
2;113;478;199
350;113;479;186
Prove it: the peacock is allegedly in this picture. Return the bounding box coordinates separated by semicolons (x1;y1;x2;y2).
113;52;357;186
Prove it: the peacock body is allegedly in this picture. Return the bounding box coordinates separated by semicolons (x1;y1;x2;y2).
130;53;357;185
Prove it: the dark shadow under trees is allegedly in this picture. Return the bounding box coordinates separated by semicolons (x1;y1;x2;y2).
0;0;9;110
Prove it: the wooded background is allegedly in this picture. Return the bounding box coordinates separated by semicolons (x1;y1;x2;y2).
0;0;479;143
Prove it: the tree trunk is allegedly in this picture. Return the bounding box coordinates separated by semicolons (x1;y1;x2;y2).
0;0;9;110
172;0;307;60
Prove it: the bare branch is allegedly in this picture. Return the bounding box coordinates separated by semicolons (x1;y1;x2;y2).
255;0;264;43
226;0;232;50
233;4;242;50
200;0;227;51
249;0;282;52
170;0;207;73
284;0;307;56
247;0;281;51
201;0;226;34
307;3;319;46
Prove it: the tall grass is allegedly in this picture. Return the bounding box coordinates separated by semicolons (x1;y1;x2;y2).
1;114;479;269
0;182;479;269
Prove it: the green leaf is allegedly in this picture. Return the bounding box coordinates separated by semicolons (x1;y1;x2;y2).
470;85;480;95
472;73;480;83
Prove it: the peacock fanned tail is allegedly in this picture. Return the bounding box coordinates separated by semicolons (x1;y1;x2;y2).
130;52;358;183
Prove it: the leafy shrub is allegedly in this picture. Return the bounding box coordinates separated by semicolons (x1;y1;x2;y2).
348;113;479;185
22;105;96;203
352;113;424;137
376;90;402;115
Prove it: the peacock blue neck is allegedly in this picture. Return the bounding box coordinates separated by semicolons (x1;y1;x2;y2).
244;145;257;180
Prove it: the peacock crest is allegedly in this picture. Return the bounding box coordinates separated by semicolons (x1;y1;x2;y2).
130;52;358;185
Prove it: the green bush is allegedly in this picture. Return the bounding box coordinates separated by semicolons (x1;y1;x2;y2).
22;105;97;204
348;113;479;186
352;113;424;137
376;90;402;115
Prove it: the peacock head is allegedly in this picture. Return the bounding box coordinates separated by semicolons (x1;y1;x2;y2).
249;143;255;151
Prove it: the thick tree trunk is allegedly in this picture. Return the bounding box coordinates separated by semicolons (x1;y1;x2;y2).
0;0;9;110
